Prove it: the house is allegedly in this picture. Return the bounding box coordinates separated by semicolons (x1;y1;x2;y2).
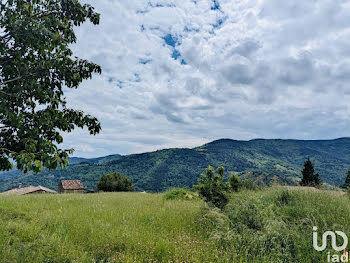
57;180;84;193
1;185;57;195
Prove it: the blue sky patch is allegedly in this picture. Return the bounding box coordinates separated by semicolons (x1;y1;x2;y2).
139;58;152;64
180;59;187;65
212;17;226;29
171;49;187;65
211;0;220;10
172;50;181;60
184;26;200;33
163;34;178;47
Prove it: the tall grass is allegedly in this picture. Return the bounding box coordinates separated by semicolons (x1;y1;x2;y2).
0;187;349;262
199;187;350;262
0;192;222;262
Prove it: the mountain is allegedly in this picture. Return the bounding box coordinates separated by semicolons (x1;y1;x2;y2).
68;154;123;165
0;138;349;192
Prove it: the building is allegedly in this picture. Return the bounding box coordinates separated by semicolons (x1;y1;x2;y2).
57;180;84;193
1;185;57;195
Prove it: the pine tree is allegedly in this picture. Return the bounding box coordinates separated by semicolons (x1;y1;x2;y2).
194;165;228;209
344;168;350;189
228;172;241;192
300;158;321;186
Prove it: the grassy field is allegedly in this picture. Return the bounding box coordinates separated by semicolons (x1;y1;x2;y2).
0;188;349;262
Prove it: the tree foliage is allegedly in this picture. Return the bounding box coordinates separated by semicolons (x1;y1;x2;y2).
97;172;134;192
194;165;228;209
228;172;241;192
0;0;101;173
300;158;321;187
2;139;350;192
344;168;350;189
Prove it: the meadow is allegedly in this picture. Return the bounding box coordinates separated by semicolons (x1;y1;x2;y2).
0;187;349;262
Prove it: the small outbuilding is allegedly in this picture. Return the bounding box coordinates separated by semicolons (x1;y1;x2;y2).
1;185;57;195
58;180;84;193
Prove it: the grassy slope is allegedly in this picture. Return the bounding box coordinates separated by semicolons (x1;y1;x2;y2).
0;188;349;262
1;138;350;192
0;193;218;262
220;187;349;262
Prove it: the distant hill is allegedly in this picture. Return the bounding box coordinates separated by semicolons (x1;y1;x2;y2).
0;138;349;192
68;154;123;165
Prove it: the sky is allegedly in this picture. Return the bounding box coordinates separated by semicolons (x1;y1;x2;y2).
63;0;350;158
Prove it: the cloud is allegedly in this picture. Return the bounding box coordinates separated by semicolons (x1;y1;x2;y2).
60;0;350;157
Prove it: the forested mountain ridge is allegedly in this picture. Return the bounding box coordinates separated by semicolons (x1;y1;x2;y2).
0;138;349;192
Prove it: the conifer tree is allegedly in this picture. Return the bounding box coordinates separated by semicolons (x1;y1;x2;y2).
300;158;321;186
228;172;241;192
344;168;350;189
195;165;228;209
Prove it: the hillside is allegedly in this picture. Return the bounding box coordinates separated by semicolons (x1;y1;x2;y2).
0;138;350;192
0;188;349;262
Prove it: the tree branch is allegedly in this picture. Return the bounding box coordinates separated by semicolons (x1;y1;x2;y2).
0;72;35;92
0;148;17;154
0;90;15;96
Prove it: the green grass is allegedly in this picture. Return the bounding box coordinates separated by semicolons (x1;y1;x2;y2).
0;192;221;262
218;187;350;262
0;187;349;262
163;188;199;201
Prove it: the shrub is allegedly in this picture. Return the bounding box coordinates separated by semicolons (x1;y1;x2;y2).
226;201;264;231
241;179;259;191
97;172;134;192
276;190;294;206
228;172;241;192
164;188;198;201
196;206;236;248
343;168;350;189
194;166;228;209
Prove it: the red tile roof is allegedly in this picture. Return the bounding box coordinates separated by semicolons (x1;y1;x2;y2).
60;180;84;190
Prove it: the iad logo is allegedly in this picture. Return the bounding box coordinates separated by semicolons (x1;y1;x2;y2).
313;227;348;251
313;226;349;262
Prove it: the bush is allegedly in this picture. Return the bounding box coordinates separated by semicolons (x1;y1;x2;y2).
97;172;134;192
196;206;235;248
164;188;198;201
343;168;350;189
241;179;259;191
227;173;260;192
228;172;241;192
194;166;228;209
276;190;294;206
226;202;264;231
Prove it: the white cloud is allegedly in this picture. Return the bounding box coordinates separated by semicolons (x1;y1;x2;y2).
62;0;350;157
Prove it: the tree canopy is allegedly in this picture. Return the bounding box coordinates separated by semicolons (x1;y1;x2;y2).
228;172;241;192
194;165;228;209
300;158;321;187
344;168;350;189
97;172;134;192
0;0;101;173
